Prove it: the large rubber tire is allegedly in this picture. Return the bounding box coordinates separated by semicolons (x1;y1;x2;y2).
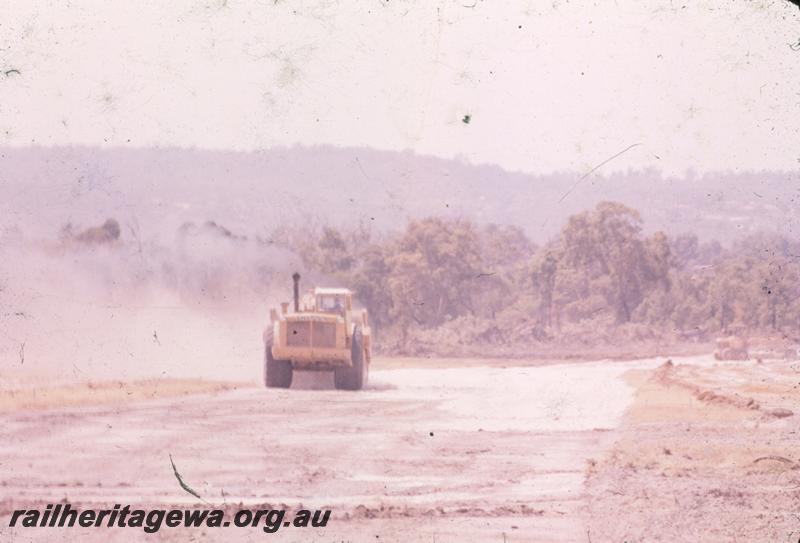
264;341;292;388
363;346;370;388
334;327;365;391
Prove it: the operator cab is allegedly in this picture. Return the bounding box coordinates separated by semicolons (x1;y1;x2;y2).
314;287;352;315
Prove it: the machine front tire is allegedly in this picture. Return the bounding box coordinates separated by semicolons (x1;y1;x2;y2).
334;327;365;391
264;340;293;388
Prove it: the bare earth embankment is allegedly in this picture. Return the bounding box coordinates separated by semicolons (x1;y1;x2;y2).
583;358;800;542
0;379;245;413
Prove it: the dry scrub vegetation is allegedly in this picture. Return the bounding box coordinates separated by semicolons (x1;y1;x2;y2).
2;201;798;363
278;202;800;357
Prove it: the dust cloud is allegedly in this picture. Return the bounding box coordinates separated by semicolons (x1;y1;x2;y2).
0;223;308;388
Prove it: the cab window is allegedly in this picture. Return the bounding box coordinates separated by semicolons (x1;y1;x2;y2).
317;295;344;313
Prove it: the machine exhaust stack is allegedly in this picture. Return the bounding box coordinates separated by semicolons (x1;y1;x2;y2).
292;272;301;312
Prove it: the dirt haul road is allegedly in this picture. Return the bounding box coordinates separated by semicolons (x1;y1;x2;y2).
0;359;668;542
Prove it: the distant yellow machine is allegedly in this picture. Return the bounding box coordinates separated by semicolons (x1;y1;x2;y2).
263;273;371;390
714;335;749;361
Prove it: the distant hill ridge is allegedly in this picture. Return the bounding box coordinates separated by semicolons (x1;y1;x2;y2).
0;145;797;243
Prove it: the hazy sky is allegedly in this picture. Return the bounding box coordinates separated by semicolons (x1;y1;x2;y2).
1;0;798;175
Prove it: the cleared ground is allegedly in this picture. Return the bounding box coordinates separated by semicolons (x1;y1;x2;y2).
0;358;659;542
1;355;797;542
584;357;800;543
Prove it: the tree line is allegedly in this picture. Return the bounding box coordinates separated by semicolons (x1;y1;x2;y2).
272;201;800;353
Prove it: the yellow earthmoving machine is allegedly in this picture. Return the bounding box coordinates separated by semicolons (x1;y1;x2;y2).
263;273;371;390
